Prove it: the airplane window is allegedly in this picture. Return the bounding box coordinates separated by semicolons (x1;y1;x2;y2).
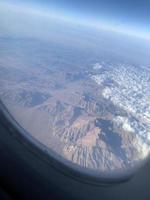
0;0;150;182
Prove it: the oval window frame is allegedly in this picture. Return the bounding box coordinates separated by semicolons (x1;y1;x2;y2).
0;99;146;186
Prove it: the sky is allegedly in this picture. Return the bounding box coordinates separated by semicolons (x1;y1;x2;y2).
0;0;150;40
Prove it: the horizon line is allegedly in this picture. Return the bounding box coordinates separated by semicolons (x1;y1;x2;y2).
1;1;150;41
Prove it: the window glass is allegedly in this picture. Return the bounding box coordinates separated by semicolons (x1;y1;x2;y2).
0;1;150;179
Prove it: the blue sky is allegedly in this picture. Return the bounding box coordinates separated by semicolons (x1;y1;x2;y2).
1;0;150;39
